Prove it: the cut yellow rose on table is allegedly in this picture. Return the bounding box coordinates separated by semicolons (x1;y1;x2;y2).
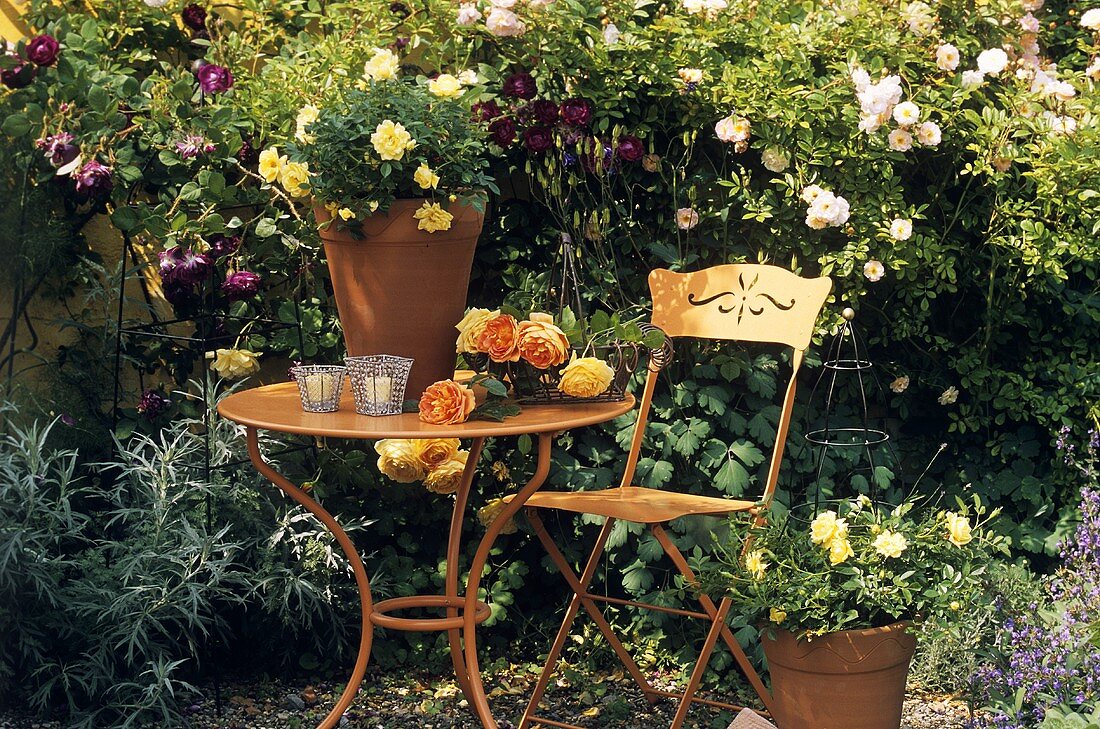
558;355;614;398
456;308;500;354
424;451;470;494
375;439;428;483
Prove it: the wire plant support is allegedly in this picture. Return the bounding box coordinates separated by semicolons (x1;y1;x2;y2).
800;307;903;516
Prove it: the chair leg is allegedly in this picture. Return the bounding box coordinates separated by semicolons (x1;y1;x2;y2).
671;595;732;729
523;512;660;727
519;514;615;729
651;524;775;718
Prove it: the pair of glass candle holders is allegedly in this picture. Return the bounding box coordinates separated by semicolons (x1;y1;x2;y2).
290;355;413;416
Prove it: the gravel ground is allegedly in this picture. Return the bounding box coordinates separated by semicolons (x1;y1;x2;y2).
0;666;972;729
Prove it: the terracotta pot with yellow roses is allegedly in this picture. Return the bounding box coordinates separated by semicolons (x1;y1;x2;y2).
699;496;1004;729
271;50;497;396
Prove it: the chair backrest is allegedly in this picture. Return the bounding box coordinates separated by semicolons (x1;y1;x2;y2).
620;264;832;506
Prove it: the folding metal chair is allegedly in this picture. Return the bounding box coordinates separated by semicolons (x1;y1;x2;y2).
514;264;832;729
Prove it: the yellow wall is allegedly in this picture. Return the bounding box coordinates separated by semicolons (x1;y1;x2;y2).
0;0;29;42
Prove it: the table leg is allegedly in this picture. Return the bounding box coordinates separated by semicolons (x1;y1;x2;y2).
462;432;555;728
246;428;374;729
445;437;486;701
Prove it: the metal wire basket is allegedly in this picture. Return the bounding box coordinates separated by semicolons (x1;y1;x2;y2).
344;355;413;416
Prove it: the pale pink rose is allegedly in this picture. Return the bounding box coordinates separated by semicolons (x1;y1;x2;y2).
456;3;482;25
675;207;700;230
1019;13;1040;33
485;7;526;35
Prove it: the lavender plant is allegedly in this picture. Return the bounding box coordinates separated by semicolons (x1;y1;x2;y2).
970;428;1100;728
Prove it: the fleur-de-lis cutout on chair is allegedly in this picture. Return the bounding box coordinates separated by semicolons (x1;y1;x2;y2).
687;271;797;325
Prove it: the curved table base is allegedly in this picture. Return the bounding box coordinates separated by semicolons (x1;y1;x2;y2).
462;432;555;728
247;428;374;729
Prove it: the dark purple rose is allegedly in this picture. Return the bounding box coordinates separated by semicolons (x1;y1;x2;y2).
37;133;78;167
175;134;215;159
73;159;113;196
26;35;60;66
207;233;241;258
528;99;559;126
523;126;553;154
472;100;503;122
159;246;211;286
181;4;207;31
502;72;537;100
394;36;410;49
560;98;592;127
390;1;410;16
236;136;258;166
222;270;261;301
137;389;171;419
197;63;233;94
489;117;517;147
60;413;76;427
1;55;35;89
616;134;644;162
163;280;194;307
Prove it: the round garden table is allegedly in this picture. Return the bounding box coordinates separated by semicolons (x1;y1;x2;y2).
217;382;634;729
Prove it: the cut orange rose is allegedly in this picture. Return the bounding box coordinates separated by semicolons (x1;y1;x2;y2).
517;313;571;369
476;314;521;362
418;379;477;425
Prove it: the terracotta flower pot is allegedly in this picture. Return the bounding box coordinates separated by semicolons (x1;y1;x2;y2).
316;200;484;398
761;621;916;729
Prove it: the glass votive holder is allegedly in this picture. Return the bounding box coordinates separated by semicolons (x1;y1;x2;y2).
344;355;414;416
290;365;346;413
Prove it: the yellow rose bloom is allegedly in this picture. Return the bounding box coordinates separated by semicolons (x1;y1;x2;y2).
258;147;286;183
413;201;454;233
477;497;518;535
428;73;464;98
944;511;974;546
828;537;855;565
455;307;500;354
872;530;908;559
413;164;441;190
338;207;355;221
295;104;320;143
424;451;470;495
374;439;428;483
769;607;787;624
363;47;400;81
279;161;311;197
810;510;848;546
744;549;767;579
371;119;416;161
558;355;615;398
414;438;461;469
209;348;260;379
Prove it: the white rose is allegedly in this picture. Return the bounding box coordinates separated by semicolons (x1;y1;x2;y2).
850;66;871;92
889;218;913;241
864;260;886;282
456;3;482;25
1081;8;1100;30
893;101;921;126
602;22;621;45
977;48;1009;75
961;70;985;89
916;121;941;146
888;128;913;151
761;147;789;172
485;7;526;35
936;43;960;71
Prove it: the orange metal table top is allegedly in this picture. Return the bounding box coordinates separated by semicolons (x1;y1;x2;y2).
217;381;635;439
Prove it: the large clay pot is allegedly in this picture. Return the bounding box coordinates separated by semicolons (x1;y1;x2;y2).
761;621;916;729
316;200;484;398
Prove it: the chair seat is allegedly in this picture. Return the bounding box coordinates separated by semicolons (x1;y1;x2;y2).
512;486;755;524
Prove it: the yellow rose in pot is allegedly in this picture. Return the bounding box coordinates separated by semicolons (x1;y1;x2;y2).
371;119;416;161
279;161;311;197
428;73;463;98
413;202;454;233
557;355;614;398
258;147;286;183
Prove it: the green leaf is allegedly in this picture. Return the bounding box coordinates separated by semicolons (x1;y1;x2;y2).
255;218;278;237
1;113;30;137
714;458;749;495
110;206;141;232
87;85;109;113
